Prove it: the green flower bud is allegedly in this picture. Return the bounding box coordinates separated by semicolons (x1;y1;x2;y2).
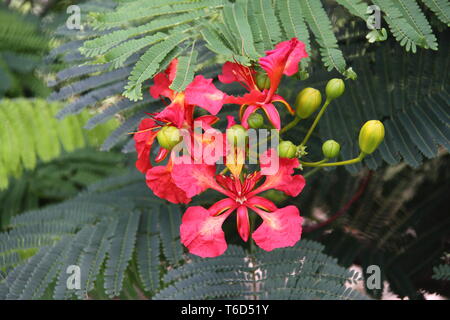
322;140;341;158
358;120;385;154
278;140;297;158
295;87;322;119
256;72;270;90
326;78;345;100
227;124;247;145
247;113;264;129
157;126;181;150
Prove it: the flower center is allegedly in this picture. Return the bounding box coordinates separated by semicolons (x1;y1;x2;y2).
235;196;247;205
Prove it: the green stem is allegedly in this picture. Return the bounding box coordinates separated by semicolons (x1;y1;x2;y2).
302;158;329;178
303;166;323;179
280;117;300;134
219;167;229;175
318;153;366;167
300;153;366;167
300;99;331;147
300;158;329;167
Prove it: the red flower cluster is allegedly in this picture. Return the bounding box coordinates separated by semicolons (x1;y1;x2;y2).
134;38;308;257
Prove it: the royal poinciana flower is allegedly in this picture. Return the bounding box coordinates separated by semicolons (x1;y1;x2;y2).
134;59;226;203
151;59;225;128
219;38;308;129
145;112;231;205
170;150;306;258
133;38;313;258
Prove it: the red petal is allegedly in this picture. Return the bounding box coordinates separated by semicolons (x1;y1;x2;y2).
254;150;306;197
166;59;179;82
252;206;303;251
246;196;278;212
236;206;250;242
145;165;191;204
226;115;236;128
195;115;220;128
224;89;265;106
150;72;173;99
171;156;219;198
272;94;295;115
185;76;225;115
260;103;281;130
154;100;185;128
259;38;308;98
218;61;255;89
180;206;232;258
134;118;158;173
240;104;259;129
155;147;169;163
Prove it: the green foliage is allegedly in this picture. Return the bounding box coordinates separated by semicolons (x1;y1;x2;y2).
0;172;185;299
156;242;366;300
0;99;119;190
0;148;126;230
432;264;450;281
298;154;449;298
0;7;51;97
421;0;450;26
282;35;449;173
0;172;366;299
46;0;449;165
54;0;447;103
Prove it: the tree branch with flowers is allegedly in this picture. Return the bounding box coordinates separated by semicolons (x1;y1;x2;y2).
133;38;385;258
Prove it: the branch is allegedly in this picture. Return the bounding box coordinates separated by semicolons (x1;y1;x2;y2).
304;171;373;233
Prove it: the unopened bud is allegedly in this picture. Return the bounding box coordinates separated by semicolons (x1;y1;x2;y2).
227;124;247;145
326;78;345;100
295;88;322;119
358;120;385;154
322;140;341;158
256;72;270;90
157;126;181;150
278;140;297;158
248;113;264;129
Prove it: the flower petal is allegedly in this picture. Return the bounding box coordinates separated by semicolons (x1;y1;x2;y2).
259;38;308;98
236;206;250;242
261;103;281;130
255;150;306;197
180;206;232;258
226;115;236;128
224;89;265;106
185;76;225;115
154;100;185;128
145;165;191;204
218;61;255;89
134;118;158;173
150;72;173;99
149;59;178;99
272;94;295;115
171;156;219;198
195;115;220;129
241;104;259;129
246;196;278;212
252;205;303;251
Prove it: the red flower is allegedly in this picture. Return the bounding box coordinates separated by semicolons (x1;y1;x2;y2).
171;151;306;257
219;38;308;129
145;159;191;204
150;59;226;128
134;118;160;173
134;59;226;174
